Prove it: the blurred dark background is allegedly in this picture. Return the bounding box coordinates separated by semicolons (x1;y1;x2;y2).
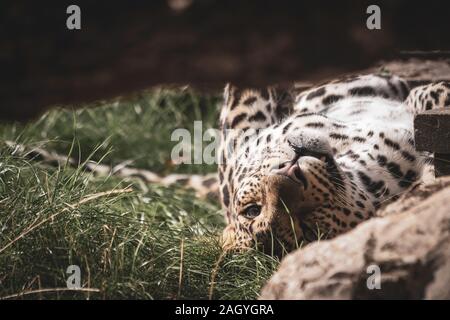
1;0;450;120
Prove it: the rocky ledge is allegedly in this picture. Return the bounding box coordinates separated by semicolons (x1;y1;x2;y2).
260;177;450;299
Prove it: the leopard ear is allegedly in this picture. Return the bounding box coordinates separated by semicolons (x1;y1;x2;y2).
271;85;294;106
223;83;237;105
270;85;294;117
224;210;232;224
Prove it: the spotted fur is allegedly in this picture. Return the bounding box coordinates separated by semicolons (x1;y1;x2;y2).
219;74;450;256
12;74;449;257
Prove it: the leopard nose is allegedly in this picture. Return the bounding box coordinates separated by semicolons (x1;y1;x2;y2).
270;161;307;187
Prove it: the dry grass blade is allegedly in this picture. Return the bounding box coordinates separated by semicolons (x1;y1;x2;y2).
0;188;133;254
1;288;101;300
177;238;185;299
208;250;227;300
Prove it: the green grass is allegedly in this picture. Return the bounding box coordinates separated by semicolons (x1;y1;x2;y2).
0;88;220;175
0;88;279;299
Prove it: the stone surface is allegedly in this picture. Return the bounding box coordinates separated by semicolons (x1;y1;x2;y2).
368;59;450;86
414;109;450;177
415;109;450;154
260;177;450;299
378;177;450;217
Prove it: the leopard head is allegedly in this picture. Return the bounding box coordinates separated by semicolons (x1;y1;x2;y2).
221;129;370;256
218;84;375;256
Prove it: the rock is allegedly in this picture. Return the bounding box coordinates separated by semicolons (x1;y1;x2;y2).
378;177;450;217
260;177;450;299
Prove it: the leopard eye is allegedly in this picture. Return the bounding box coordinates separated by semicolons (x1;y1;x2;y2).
242;204;262;219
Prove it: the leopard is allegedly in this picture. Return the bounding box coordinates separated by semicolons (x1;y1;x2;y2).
11;73;449;257
217;74;450;256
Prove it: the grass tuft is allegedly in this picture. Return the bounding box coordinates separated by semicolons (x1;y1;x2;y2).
0;88;279;299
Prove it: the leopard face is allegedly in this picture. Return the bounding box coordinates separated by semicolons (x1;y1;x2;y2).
221;126;369;256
